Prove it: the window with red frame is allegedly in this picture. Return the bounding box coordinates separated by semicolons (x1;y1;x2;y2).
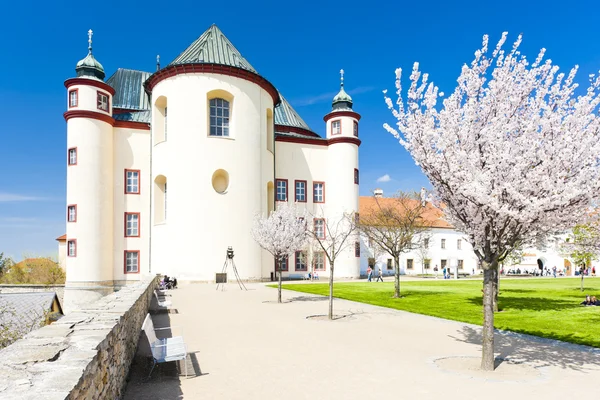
67;240;77;257
69;90;78;107
97;91;109;111
354;168;359;184
67;205;77;222
353;120;358;137
331;120;341;135
68;148;77;165
125;213;140;237
276;179;288;201
314;218;325;239
125;170;140;194
295;251;307;271
277;255;289;271
313;182;324;203
295;180;307;202
125;251;139;273
314;252;326;271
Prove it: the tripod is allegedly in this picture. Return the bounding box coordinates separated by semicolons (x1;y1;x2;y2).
217;254;247;291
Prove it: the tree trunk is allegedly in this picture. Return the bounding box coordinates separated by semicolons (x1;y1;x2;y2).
492;267;499;313
328;261;334;320
393;256;401;298
481;262;496;371
581;274;584;292
277;258;282;304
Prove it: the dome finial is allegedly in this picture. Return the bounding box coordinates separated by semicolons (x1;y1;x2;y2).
340;69;344;88
88;29;93;55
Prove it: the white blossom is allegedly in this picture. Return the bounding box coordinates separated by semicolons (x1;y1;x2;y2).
251;203;308;261
384;33;600;262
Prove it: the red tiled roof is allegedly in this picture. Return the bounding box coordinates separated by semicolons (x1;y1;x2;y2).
359;196;454;229
56;234;66;241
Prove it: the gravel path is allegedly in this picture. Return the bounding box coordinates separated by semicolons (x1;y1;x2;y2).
123;282;600;400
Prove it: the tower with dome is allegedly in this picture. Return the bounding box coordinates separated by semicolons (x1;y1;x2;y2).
61;25;361;312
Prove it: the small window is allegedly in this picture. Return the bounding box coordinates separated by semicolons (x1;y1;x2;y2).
164;107;168;140
69;89;78;108
458;259;464;270
124;251;139;273
295;251;307;271
209;98;230;137
355;242;360;257
125;170;140;194
295;180;306;202
457;239;462;250
68;148;77;166
441;239;446;249
353;120;358;137
441;259;447;268
387;259;393;270
407;259;414;269
97;91;109;112
276;179;287;201
67;240;77;257
278;255;289;271
424;238;429;249
125;213;140;237
67;205;77;222
314;218;325;239
424;259;431;269
313;182;325;203
331;120;341;135
354;168;359;185
314;252;325;271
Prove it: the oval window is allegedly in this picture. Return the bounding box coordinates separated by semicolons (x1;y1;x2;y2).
212;169;229;194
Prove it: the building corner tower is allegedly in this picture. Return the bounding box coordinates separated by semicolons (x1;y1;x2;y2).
324;70;361;277
63;30;115;313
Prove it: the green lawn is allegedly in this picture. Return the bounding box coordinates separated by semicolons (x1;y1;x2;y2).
280;278;600;348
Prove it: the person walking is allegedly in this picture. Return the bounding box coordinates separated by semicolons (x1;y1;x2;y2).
552;265;557;278
442;267;447;279
376;267;384;282
367;266;372;282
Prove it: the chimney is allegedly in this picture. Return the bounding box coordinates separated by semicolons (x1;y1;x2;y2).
374;188;383;198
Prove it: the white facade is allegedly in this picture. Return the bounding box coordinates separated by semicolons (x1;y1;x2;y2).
61;26;361;311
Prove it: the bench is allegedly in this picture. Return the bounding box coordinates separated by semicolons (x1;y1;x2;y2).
153;290;172;309
141;313;188;379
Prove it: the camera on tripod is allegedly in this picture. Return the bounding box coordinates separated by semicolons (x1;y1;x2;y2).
227;246;234;259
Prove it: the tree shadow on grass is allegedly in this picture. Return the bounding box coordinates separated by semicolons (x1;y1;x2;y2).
466;296;576;311
449;325;600;372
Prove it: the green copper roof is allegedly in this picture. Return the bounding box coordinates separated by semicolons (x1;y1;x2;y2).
169;24;257;73
275;94;313;132
75;53;105;80
107;68;151;110
114;110;151;123
333;87;352;104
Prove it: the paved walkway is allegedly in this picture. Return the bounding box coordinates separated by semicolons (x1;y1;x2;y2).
124;282;600;400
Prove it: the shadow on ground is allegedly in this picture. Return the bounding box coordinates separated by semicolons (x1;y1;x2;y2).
450;325;600;372
466;296;575;311
123;311;206;399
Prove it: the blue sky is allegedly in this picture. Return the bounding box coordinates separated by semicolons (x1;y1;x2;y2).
0;0;599;259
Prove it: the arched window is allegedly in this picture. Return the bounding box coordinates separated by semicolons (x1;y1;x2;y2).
209;98;230;137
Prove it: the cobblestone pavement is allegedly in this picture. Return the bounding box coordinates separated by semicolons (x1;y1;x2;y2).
123;281;600;400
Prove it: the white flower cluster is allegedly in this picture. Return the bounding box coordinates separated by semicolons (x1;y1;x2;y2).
251;203;308;260
384;33;600;261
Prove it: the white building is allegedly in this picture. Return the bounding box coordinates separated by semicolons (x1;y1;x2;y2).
358;191;577;277
60;25;361;311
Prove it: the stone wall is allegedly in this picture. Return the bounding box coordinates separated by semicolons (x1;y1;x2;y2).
0;275;160;400
0;284;65;306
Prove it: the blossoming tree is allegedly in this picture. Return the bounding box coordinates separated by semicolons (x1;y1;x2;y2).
384;33;600;370
308;211;357;320
252;203;308;303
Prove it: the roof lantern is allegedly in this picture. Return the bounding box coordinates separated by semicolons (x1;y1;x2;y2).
332;69;353;111
75;29;105;80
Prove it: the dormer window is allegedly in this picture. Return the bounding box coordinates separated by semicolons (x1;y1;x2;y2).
209;98;230;137
97;91;109;112
332;120;341;135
